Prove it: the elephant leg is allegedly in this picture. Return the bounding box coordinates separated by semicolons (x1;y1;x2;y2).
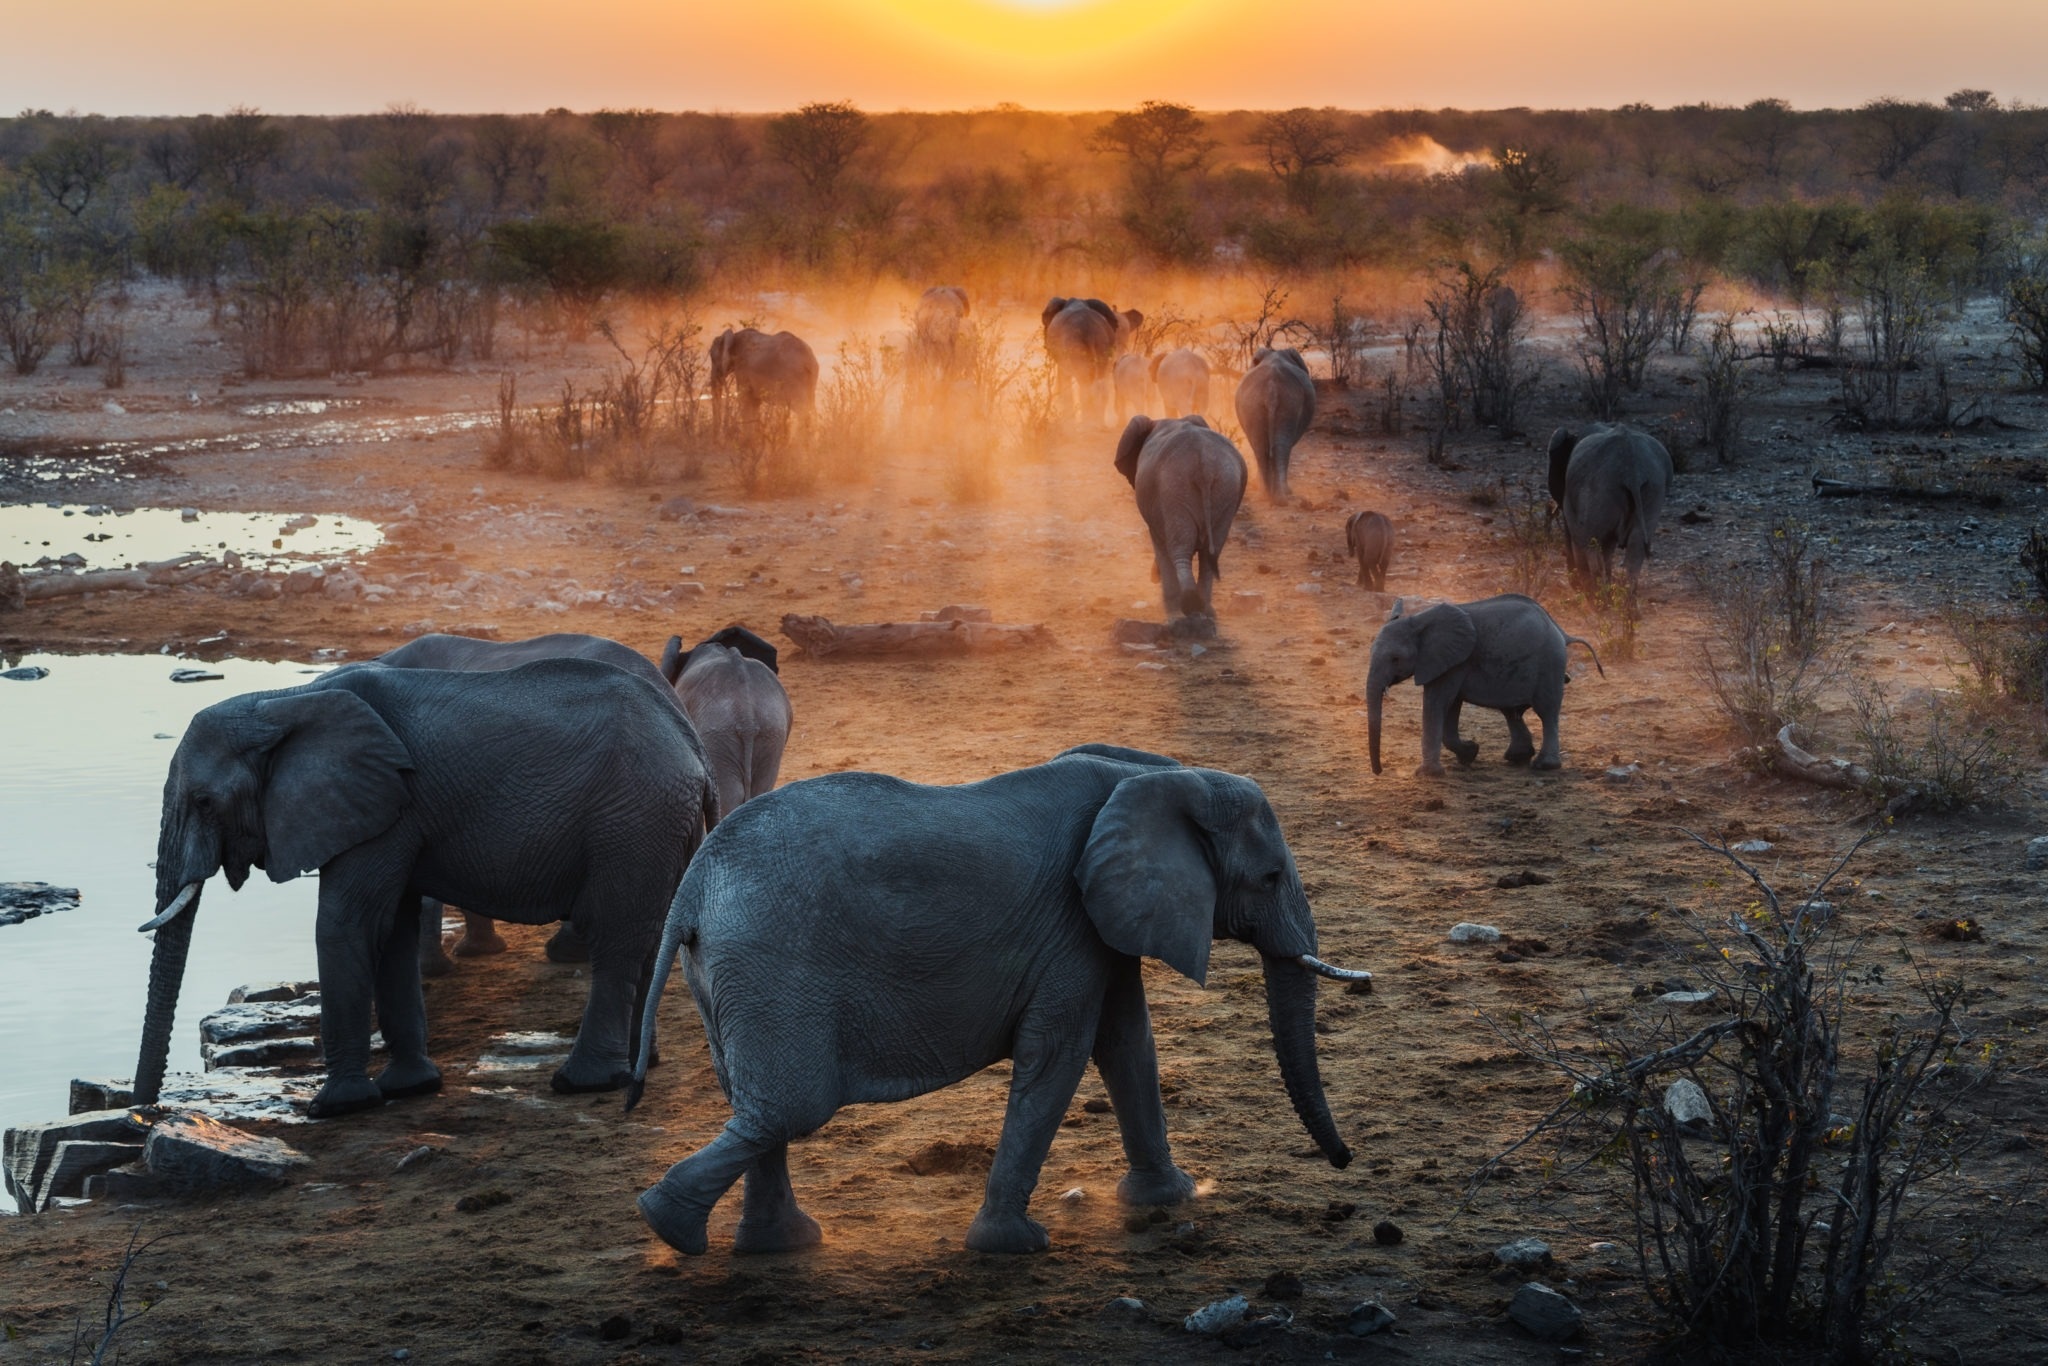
552;892;645;1093
1532;693;1565;771
1415;687;1449;779
1503;708;1537;764
453;909;508;957
1445;697;1480;766
1093;959;1192;1207
640;1117;776;1256
417;898;454;978
733;1144;823;1254
1153;545;1182;619
373;893;441;1101
967;1020;1091;1254
308;863;396;1119
545;920;591;963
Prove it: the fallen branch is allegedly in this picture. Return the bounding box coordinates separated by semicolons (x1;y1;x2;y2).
1772;724;1927;816
780;613;1053;659
17;554;225;603
1811;475;1981;504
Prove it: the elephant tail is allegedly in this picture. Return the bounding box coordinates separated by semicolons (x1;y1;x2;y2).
658;635;685;685
1563;634;1606;678
625;871;700;1114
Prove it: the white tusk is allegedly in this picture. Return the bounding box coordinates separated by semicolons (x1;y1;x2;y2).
1298;953;1372;983
137;882;200;933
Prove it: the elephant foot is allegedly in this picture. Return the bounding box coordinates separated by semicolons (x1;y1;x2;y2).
1448;740;1480;766
550;1063;631;1095
544;924;591;964
376;1057;443;1101
638;1180;713;1256
734;1207;823;1255
965;1209;1050;1255
452;928;509;958
1530;754;1563;772
419;951;455;979
308;1075;385;1120
1116;1165;1195;1206
1505;745;1536;766
1413;762;1447;780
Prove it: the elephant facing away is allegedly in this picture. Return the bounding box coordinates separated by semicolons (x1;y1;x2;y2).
659;625;792;816
628;743;1368;1257
1367;594;1603;777
1113;354;1151;422
1547;424;1673;594
1042;297;1142;427
711;327;819;428
136;660;717;1119
1150;348;1211;419
1114;415;1247;620
1235;346;1317;501
909;286;971;405
1345;510;1393;592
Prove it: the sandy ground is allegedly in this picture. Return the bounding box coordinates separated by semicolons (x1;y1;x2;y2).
3;289;2047;1364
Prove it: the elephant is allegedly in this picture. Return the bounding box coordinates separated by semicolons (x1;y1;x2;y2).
1366;594;1604;778
1149;347;1211;419
361;631;712;977
1113;354;1152;422
1345;510;1393;592
626;742;1369;1257
1042;297;1142;426
909;286;972;407
710;327;819;429
134;659;718;1119
658;625;792;817
1547;424;1673;594
1114;415;1247;620
1235;346;1317;501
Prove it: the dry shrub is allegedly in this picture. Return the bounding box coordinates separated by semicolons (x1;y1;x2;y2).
1691;313;1748;464
1848;681;2021;810
1307;294;1369;388
1572;575;1639;663
1497;483;1560;598
1699;519;1837;750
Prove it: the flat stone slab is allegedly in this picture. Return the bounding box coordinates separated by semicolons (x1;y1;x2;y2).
1508;1282;1583;1341
37;1140;144;1212
198;998;323;1047
144;1113;309;1192
4;1110;151;1213
227;981;319;1004
72;1072;321;1125
0;882;80;928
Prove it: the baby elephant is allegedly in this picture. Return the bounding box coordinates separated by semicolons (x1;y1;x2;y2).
1366;594;1603;777
1149;348;1211;419
1115;415;1248;620
1345;510;1393;591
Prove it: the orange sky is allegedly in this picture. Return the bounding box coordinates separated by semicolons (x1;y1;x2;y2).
9;0;2046;115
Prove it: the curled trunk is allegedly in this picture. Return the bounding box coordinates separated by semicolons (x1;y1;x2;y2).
134;887;200;1104
1367;664;1390;774
1261;952;1352;1169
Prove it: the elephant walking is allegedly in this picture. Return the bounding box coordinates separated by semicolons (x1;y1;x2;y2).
1547;424;1673;594
136;660;718;1119
628;744;1367;1257
1235;346;1317;501
711;327;819;429
659;626;792;816
1366;594;1603;777
909;286;971;408
1114;415;1247;620
1113;354;1151;422
1042;297;1141;427
1150;347;1211;419
1345;510;1394;592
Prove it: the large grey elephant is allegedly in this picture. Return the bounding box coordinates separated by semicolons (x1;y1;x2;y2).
711;327;819;428
1114;415;1247;620
658;625;791;816
1042;297;1141;426
1366;594;1603;777
627;743;1368;1257
135;660;718;1118
1235;346;1317;501
363;631;712;977
1150;347;1211;419
1547;424;1673;593
1345;510;1393;592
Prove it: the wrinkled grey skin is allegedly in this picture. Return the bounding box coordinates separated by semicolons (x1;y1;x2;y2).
1235;346;1317;501
1114;415;1247;620
1345;510;1393;592
1366;594;1604;777
1149;347;1211;419
1113;354;1152;422
136;660;716;1119
629;743;1361;1257
659;626;792;817
909;287;971;406
1547;424;1673;593
363;632;710;977
710;327;820;427
1042;297;1142;427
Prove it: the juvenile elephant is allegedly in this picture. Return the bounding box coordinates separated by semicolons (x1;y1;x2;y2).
711;327;819;428
1547;424;1673;593
1114;415;1247;620
1366;594;1603;777
659;625;792;816
1345;510;1393;592
1235;346;1317;500
1042;296;1142;426
628;743;1368;1256
1149;347;1211;419
909;286;972;406
1113;354;1151;422
135;660;717;1119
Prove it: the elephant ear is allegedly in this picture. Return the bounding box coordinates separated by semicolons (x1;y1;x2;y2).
1076;768;1225;984
1114;416;1154;486
250;687;413;881
1412;604;1478;687
1120;309;1144;336
703;624;779;674
1276;347;1309;373
1547;427;1579;506
1250;347;1275;368
1055;742;1182;769
1041;297;1069;329
1345;511;1364;554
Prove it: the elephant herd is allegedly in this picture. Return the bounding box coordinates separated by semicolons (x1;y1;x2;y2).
126;285;1676;1261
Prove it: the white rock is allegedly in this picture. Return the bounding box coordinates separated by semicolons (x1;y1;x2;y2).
1732;839;1775;853
1183;1295;1248;1334
1507;1283;1582;1341
1664;1078;1711;1126
1657;990;1715;1007
1448;922;1502;943
2026;836;2048;871
1495;1236;1553;1268
1060;1187;1086;1204
1347;1300;1396;1336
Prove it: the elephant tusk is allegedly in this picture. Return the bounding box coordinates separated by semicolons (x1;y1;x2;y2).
137;882;200;933
1298;954;1372;983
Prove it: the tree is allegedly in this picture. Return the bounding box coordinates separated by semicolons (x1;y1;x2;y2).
1253;107;1353;212
1491;144;1570;218
24;122;130;218
1855;98;1946;183
189;106;284;205
765;101;869;211
1729;98;1798;183
1090;101;1215;195
470;115;549;214
591;107;675;203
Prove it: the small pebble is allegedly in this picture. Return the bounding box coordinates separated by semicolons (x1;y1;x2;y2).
1373;1219;1404;1246
1448;922;1502;944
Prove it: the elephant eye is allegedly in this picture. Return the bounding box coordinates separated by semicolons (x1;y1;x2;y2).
1260;869;1282;890
192;791;213;811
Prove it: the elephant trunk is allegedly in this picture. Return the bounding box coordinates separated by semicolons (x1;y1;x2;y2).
134;882;202;1105
1261;953;1352;1169
1366;661;1390;774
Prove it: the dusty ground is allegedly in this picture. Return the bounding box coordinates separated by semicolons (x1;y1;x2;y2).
3;290;2048;1364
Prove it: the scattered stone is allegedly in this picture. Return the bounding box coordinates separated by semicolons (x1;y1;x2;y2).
180;508;200;522
1347;1300;1397;1336
1183;1294;1248;1334
1496;870;1553;889
1657;989;1716;1007
199;997;322;1049
656;496;696;522
1059;1187;1086;1204
2026;835;2048;870
455;1188;513;1212
1496;1236;1554;1270
1665;1078;1712;1127
1604;763;1641;782
68;1080;134;1115
279;514;317;533
390;1351;412;1362
1507;1282;1583;1341
1732;839;1775;854
1321;1200;1356;1223
1448;922;1502;944
1373;1219;1405;1246
1082;1097;1111;1114
1104;1296;1146;1315
922;604;992;622
1;665;49;681
1262;1271;1304;1300
228;981;318;1004
899;1140;993;1176
1295;582;1323;595
597;1314;632;1342
37;1141;144;1211
0;882;80;927
168;667;225;683
144;1113;309;1192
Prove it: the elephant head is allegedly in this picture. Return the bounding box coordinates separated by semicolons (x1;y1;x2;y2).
709;328;738;388
1366;601;1477;774
659;624;781;685
1253;345;1309;375
135;687;412;1103
1075;764;1359;1170
1547;427;1580;508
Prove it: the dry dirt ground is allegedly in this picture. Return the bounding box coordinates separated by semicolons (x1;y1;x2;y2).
3;294;2048;1364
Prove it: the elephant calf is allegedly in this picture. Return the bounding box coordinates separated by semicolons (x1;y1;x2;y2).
1113;354;1151;422
1150;347;1211;419
1345;510;1393;592
1367;594;1603;776
659;625;792;815
628;744;1368;1257
1115;415;1247;620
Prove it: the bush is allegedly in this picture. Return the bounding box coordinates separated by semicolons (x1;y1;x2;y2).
1560;206;1675;418
1700;520;1836;750
1690;313;1749;463
1848;681;2021;811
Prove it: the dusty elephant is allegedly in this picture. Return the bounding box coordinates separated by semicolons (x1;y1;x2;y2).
1235;346;1317;501
1547;423;1673;594
1149;348;1211;419
628;743;1368;1256
909;286;972;406
711;327;819;429
1113;354;1152;422
1114;415;1247;620
659;625;792;816
1042;297;1141;427
1345;510;1393;592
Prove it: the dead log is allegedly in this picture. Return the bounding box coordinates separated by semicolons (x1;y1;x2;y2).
21;569;157;601
780;613;1052;659
1812;475;1972;502
1773;724;1928;816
